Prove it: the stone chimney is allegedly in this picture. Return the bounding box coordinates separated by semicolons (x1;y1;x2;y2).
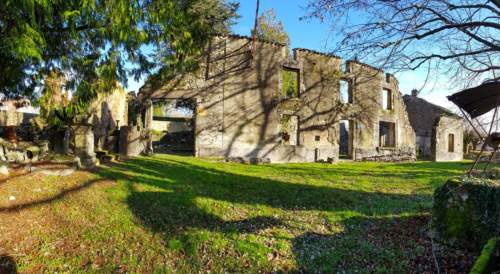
411;89;419;97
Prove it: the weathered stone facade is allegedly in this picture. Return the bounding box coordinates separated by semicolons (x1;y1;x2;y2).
404;92;464;161
0;110;34;127
90;85;128;152
139;35;416;163
73;123;97;168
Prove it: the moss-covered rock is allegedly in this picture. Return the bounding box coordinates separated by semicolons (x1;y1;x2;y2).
432;178;500;251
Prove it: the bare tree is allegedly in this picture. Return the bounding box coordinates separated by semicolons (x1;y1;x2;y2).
305;0;500;86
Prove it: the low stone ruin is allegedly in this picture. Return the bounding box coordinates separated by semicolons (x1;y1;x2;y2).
361;151;416;162
0;139;49;164
225;157;271;164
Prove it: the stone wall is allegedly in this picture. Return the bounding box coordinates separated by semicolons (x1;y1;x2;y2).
119;125;151;157
434;115;464;161
346;61;416;161
73;124;97;167
0;110;32;126
404;94;464;161
416;135;432;158
90;85;128;151
140;35;416;163
151;120;191;133
0;110;38;143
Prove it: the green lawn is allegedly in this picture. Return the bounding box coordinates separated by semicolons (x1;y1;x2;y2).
0;155;476;273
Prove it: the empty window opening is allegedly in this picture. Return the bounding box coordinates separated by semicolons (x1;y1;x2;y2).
151;99;196;154
382;88;392;110
343;62;350;73
153;99;195;119
280;115;299;145
448;133;455;152
339;120;353;159
379;121;395;147
339;80;352;104
315;135;320;141
282;68;299;98
385;73;391;83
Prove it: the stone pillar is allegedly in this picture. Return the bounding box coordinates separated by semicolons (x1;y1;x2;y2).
144;99;153;130
37;140;49;155
120;126;130;157
144;100;154;155
4;105;18;143
63;127;71;154
73;124;97;168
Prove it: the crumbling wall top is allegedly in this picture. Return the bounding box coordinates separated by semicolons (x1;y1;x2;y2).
293;48;341;59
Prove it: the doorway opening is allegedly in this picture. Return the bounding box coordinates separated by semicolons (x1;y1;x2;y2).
339;120;354;159
151;98;196;155
379;121;396;148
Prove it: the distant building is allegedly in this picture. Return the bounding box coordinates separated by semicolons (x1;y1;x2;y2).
403;90;464;161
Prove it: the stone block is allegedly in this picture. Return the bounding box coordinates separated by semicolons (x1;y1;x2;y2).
120;126;149;157
0;164;8;176
72;125;97;168
37;140;49;155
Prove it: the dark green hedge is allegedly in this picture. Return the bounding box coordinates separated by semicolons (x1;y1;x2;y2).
432;178;500;251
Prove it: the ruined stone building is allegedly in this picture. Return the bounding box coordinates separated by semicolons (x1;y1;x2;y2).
138;35;416;163
403;90;464;161
90;84;128;152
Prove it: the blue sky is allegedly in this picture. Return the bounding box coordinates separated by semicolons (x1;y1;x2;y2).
127;0;456;109
231;0;332;51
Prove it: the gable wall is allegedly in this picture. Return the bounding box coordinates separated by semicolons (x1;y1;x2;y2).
347;61;416;160
434;115;464;161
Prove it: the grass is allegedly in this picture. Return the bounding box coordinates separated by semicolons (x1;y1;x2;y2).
0;155;477;273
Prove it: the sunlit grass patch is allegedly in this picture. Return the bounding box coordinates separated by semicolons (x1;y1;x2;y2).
0;155;478;272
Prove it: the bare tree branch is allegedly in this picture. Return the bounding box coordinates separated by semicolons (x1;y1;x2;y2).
305;0;500;86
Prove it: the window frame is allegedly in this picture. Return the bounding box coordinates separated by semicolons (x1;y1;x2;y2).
448;133;455;153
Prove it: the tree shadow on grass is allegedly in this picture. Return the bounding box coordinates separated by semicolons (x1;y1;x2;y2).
0;254;17;274
291;214;476;273
0;178;108;213
99;157;429;214
95;156;437;271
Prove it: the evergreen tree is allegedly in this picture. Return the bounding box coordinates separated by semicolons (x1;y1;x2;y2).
0;0;238;106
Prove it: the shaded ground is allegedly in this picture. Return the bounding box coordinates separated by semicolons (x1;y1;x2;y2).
0;155;479;273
